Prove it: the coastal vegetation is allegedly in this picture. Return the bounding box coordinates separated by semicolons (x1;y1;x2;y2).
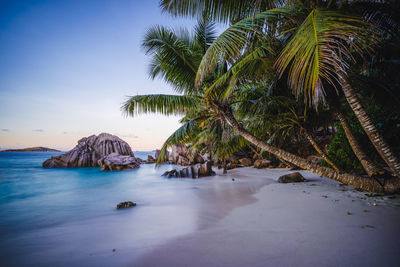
123;0;400;193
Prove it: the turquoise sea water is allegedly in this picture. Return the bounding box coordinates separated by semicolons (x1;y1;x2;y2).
0;152;269;266
0;151;197;266
0;151;155;234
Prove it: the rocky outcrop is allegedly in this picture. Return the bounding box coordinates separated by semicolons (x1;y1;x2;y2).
307;155;322;165
226;162;239;170
98;153;140;171
239;158;253;167
167;145;207;166
254;159;271;169
162;161;215;178
193;155;205;164
169;145;189;165
43;133;135;168
147;155;156;163
116;201;136;209
277;172;305;183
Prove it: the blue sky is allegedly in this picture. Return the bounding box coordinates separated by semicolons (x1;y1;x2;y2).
0;0;213;151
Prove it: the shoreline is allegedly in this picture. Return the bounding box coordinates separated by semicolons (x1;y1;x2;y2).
134;167;400;267
1;164;399;266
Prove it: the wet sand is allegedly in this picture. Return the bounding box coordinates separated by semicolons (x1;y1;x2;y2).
134;167;400;267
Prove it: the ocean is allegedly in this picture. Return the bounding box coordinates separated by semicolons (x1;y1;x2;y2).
0;152;270;266
0;151;194;266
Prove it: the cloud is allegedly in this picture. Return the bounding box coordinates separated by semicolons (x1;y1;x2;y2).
33;129;44;132
1;129;9;132
119;133;139;139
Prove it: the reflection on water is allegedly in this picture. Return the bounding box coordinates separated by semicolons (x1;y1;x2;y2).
0;152;272;266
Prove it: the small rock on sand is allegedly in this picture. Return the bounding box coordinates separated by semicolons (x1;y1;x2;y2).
116;201;136;209
278;172;305;183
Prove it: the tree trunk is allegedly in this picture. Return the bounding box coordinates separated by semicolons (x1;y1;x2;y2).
303;129;340;172
337;71;400;178
248;144;262;160
220;106;400;193
337;112;381;176
223;158;227;174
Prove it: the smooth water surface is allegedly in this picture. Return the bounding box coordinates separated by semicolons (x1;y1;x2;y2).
0;152;271;266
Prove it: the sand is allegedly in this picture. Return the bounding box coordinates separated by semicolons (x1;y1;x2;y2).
133;167;400;267
3;166;399;266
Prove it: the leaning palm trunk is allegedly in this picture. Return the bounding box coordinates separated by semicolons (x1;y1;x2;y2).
302;129;340;172
337;112;381;176
337;71;400;178
220;106;400;193
223;158;227;174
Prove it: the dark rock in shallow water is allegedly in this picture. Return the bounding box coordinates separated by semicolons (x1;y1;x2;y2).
162;161;215;178
116;201;136;209
278;172;305;183
42;133;135;168
146;155;156;164
98;153;140;171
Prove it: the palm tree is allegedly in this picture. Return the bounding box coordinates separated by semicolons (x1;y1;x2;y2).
335;111;381;177
123;17;249;167
122;10;400;192
172;0;400;178
278;105;340;172
215;102;400;193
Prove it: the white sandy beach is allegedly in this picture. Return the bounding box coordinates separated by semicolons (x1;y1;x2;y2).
2;166;399;267
133;167;400;267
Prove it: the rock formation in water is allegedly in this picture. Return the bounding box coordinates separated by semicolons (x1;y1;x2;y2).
169;144;191;166
98;153;140;171
146;155;156;164
42;133;137;168
162;161;215;178
167;145;207;166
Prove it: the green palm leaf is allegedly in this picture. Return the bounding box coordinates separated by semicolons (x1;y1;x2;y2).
142;25;199;94
122;94;199;117
275;9;378;106
195;6;295;89
160;0;281;24
205;45;276;99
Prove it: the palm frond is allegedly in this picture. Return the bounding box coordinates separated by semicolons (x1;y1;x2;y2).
122;94;199;117
160;0;282;24
205;45;276;99
142;25;199;93
275;9;379;107
194;16;218;53
195;6;295;89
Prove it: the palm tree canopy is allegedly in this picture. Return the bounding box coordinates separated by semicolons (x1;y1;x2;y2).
142;16;217;94
160;0;281;24
196;6;379;108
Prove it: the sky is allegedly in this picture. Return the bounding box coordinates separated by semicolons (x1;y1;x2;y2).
0;0;210;151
